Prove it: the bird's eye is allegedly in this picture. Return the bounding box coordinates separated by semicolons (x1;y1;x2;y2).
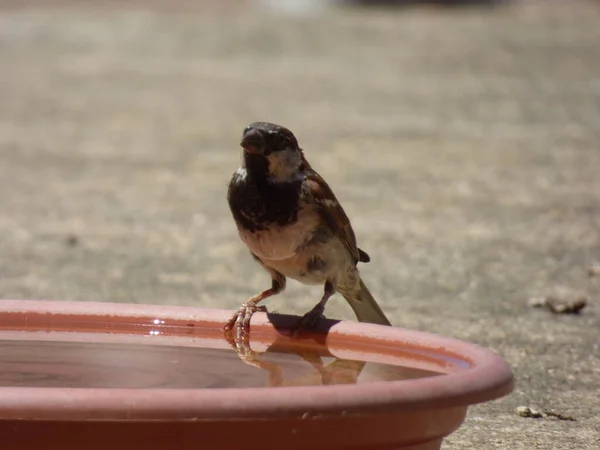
277;135;290;148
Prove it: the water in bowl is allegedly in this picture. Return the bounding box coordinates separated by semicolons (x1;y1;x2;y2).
0;312;447;389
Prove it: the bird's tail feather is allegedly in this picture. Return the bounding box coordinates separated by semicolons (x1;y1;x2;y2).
341;278;391;326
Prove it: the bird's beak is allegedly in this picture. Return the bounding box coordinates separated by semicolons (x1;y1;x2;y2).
240;128;266;155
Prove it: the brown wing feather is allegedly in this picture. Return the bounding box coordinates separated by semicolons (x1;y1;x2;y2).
302;169;369;264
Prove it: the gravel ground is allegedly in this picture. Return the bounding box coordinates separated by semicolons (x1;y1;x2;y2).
1;1;599;448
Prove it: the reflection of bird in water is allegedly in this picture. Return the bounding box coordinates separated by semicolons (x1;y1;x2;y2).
229;344;366;387
291;352;366;386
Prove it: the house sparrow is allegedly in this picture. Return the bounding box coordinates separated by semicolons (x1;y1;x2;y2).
225;122;391;340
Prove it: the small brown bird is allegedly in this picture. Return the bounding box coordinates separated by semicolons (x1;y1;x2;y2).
225;122;391;340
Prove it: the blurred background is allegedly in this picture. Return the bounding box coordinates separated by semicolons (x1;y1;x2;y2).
0;0;599;448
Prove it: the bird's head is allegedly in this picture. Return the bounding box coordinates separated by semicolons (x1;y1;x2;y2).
240;122;306;182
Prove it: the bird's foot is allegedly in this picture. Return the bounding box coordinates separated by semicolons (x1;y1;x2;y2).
291;305;326;338
224;302;268;341
224;305;285;386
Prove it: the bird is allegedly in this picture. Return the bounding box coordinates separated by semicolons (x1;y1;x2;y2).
224;122;391;341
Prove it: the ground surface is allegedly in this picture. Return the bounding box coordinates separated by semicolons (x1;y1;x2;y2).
1;1;599;448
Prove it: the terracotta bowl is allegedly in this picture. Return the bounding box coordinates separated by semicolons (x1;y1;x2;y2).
0;300;513;450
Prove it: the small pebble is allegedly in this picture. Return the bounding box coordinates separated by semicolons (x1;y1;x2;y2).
516;406;544;418
516;406;575;421
65;234;79;247
545;296;587;314
527;296;587;314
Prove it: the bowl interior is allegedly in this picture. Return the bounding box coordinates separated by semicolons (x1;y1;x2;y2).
0;306;459;390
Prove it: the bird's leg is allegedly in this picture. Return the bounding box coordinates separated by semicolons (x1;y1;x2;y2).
224;270;286;342
292;280;336;337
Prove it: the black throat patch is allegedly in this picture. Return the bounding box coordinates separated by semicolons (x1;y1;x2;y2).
228;155;303;232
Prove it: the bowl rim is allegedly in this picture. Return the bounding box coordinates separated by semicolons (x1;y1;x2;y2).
0;299;514;421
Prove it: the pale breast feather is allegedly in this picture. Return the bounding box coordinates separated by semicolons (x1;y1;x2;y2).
238;205;321;261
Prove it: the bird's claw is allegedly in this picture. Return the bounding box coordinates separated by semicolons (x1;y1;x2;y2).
224;303;270;371
224;302;268;342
